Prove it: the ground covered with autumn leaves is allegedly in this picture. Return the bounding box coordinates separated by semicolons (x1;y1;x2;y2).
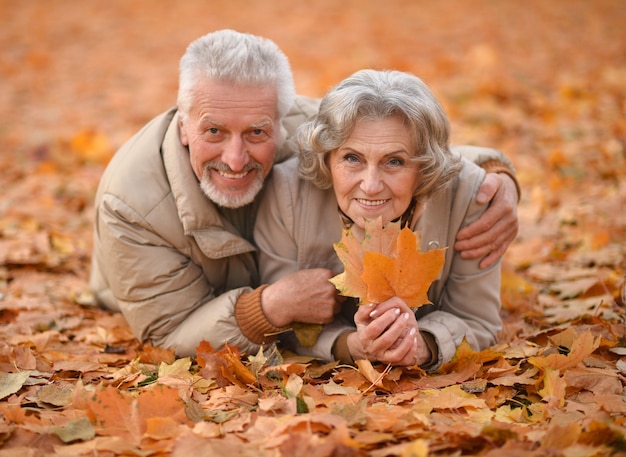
1;1;625;456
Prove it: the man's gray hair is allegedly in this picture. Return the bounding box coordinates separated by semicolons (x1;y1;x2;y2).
297;69;461;204
177;29;295;124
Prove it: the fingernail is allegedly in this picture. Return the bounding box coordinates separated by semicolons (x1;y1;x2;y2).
394;308;401;316
409;327;416;336
403;312;410;320
369;309;378;318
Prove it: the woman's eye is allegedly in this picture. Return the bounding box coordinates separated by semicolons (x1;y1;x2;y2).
345;154;360;163
388;157;404;166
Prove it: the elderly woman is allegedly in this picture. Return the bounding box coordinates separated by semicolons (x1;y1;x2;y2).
255;69;503;370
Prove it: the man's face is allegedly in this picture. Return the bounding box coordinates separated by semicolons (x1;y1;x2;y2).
179;79;280;208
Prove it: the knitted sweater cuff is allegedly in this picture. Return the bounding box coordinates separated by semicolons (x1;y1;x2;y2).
480;159;522;201
235;285;285;345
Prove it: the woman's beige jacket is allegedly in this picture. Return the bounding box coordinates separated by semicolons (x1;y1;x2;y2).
255;153;502;369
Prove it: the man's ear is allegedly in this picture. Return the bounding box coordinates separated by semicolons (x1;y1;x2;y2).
178;118;189;146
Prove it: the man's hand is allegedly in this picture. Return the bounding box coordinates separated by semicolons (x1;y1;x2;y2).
261;269;342;328
455;173;519;269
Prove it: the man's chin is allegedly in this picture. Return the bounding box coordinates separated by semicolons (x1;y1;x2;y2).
216;194;256;208
200;181;262;208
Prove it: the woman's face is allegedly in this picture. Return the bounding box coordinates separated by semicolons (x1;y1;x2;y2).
329;116;419;229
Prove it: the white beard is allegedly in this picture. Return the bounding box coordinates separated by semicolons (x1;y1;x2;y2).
199;162;265;208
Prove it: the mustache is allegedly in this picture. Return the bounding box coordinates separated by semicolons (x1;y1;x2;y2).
203;161;263;174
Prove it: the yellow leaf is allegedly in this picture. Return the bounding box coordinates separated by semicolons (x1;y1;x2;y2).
158;357;193;379
292;322;323;347
538;367;566;408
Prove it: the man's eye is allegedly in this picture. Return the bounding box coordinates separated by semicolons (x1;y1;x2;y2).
208;128;220;134
250;129;270;137
247;129;270;142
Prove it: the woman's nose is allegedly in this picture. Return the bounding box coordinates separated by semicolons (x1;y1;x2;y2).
360;167;384;195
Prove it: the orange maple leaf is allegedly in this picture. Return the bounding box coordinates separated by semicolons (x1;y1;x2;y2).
80;384;189;445
331;217;445;308
196;341;257;387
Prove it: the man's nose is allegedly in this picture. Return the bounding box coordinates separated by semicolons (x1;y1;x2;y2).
221;137;249;172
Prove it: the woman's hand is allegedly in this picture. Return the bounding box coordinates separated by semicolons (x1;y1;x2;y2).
347;297;431;367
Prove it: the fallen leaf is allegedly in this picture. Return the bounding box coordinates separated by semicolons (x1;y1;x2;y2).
52;417;95;443
529;329;601;371
355;359;392;391
322;379;361;396
37;384;73;407
0;371;32;400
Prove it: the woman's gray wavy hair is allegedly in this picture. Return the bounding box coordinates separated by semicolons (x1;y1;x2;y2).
177;29;295;125
297;69;461;204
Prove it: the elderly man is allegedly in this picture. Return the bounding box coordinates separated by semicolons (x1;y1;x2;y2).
90;29;519;357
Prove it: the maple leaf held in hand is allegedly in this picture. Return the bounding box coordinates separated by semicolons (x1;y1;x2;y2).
330;217;446;308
